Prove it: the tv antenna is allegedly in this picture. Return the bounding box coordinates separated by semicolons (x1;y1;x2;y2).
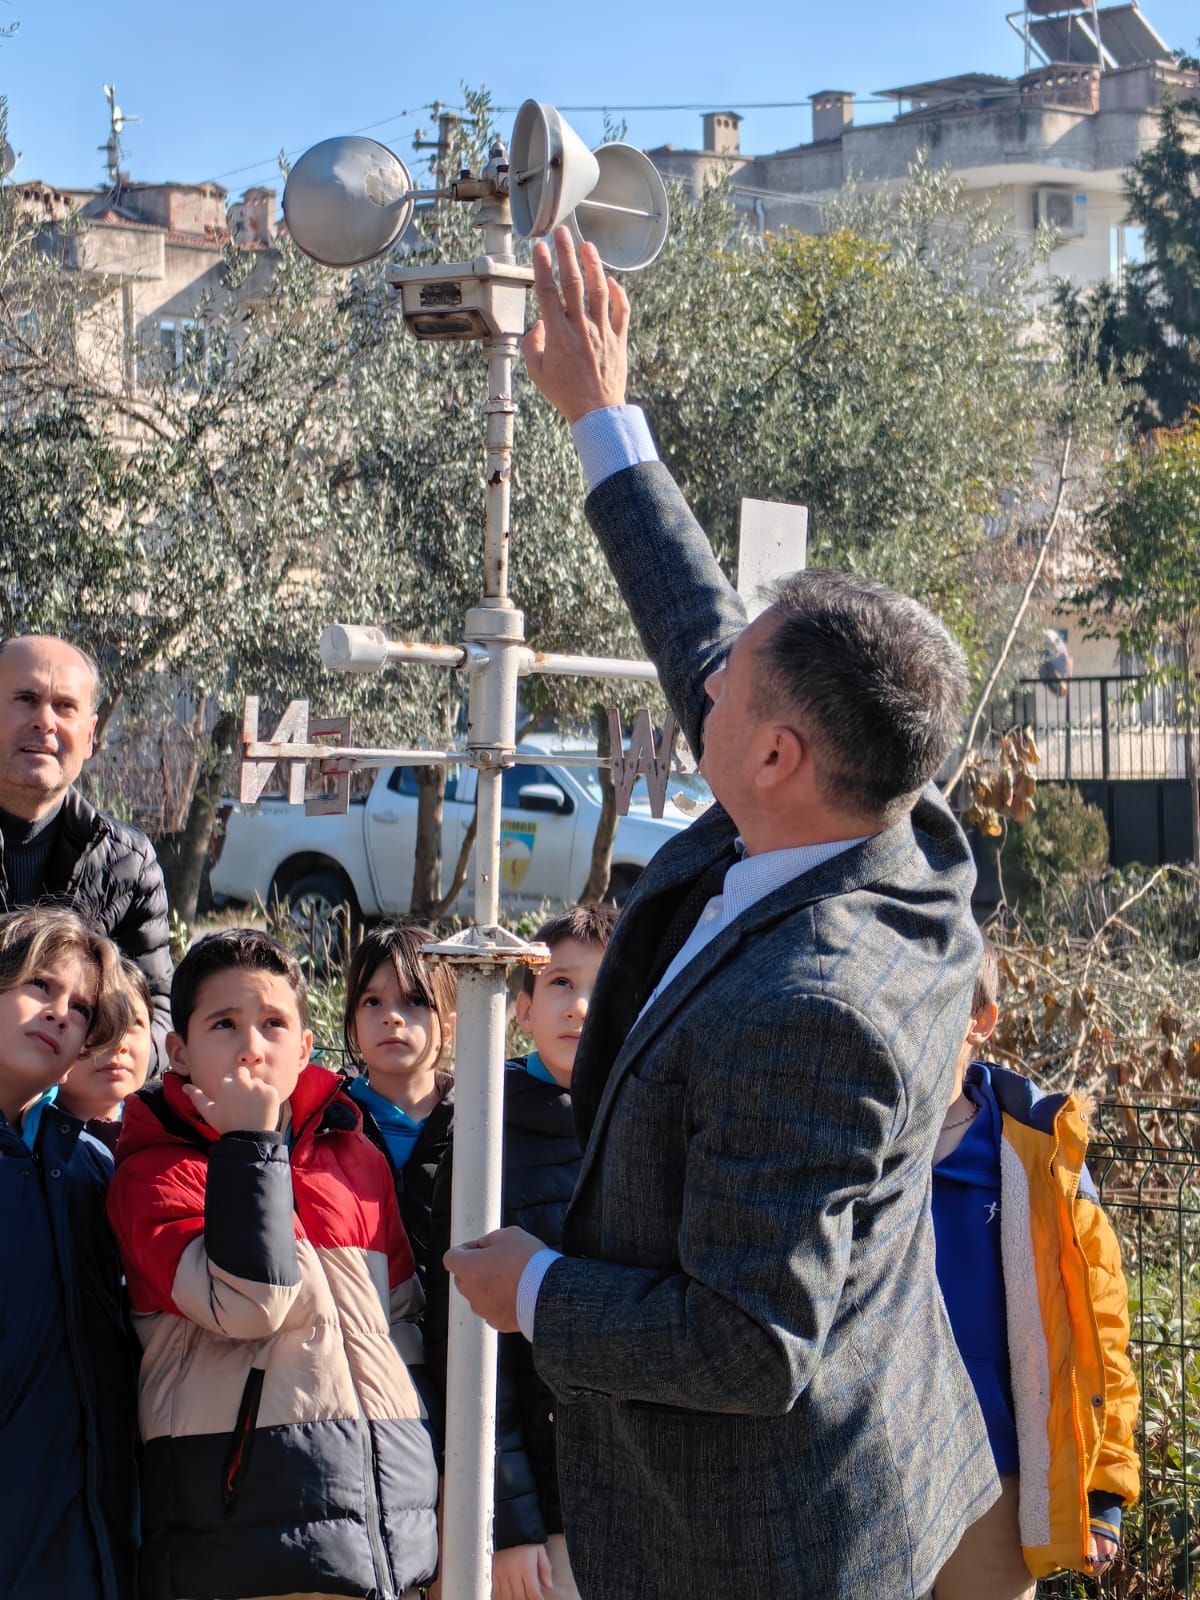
100;84;139;186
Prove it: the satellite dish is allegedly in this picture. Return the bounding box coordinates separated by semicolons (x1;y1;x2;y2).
283;136;415;268
0;141;15;181
569;143;669;272
508;100;600;239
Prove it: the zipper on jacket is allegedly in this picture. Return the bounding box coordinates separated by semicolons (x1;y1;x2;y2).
1054;1101;1099;1558
37;1121;123;1600
296;1096;397;1596
358;1411;393;1597
222;1367;266;1513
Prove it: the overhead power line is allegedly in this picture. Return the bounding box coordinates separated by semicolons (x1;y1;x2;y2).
208;104;429;183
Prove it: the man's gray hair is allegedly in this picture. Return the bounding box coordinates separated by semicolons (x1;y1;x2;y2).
755;569;967;822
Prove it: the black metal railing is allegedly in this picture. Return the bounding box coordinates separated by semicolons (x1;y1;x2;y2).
1033;1100;1200;1597
995;678;1190;784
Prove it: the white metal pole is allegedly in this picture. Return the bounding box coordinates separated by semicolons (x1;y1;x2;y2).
440;147;524;1600
441;964;507;1600
277;116;677;1600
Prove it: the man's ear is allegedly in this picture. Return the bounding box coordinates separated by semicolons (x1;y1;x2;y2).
756;724;803;788
165;1031;189;1075
84;712;98;762
514;989;533;1033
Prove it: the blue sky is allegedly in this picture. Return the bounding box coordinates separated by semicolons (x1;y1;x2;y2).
4;0;1197;194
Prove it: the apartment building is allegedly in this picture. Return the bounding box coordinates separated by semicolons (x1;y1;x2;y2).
649;1;1198;293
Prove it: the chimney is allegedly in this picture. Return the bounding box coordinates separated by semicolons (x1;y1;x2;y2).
232;186;279;246
702;111;742;156
810;91;854;142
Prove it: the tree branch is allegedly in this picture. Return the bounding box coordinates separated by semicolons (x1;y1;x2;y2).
942;426;1074;800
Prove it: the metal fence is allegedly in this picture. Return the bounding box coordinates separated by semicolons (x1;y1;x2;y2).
1034;1100;1200;1597
997;678;1190;783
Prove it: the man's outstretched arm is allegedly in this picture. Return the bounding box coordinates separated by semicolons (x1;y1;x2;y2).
524;229;746;760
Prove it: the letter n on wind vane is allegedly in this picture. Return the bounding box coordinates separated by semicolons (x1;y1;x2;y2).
239;698;353;816
607;707;680;818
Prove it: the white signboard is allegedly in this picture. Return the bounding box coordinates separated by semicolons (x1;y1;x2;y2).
737;498;809;620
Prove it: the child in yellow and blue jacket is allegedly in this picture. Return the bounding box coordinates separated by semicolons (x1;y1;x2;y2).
932;944;1140;1600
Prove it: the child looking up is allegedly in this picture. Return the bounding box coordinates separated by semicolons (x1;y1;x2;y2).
932;943;1140;1599
428;902;617;1600
345;923;457;1290
59;957;154;1151
107;927;438;1600
0;906;138;1600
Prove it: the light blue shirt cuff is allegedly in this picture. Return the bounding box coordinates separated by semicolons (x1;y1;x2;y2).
570;405;659;493
516;1246;561;1341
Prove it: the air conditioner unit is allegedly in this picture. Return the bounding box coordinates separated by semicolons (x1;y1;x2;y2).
1035;188;1088;239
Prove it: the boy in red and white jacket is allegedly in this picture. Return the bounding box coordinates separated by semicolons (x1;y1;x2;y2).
108;928;438;1600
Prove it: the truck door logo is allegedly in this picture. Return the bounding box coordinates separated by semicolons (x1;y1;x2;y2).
500;822;537;889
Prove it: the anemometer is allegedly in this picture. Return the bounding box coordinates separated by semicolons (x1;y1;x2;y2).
283;98;669;278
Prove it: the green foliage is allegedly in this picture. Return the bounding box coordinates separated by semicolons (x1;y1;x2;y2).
624;157;1120;666
986;865;1200;1095
1075;418;1200;653
1054;54;1200;431
1004;784;1111;905
0;91;1124;915
167;908;191;969
1073;416;1200;859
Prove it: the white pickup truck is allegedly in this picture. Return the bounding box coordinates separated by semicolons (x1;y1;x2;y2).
210;734;711;933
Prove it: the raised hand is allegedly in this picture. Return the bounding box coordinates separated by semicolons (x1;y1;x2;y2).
181;1064;280;1135
522;227;630;423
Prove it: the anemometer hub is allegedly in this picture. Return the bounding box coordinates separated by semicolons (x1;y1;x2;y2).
385;256;535;343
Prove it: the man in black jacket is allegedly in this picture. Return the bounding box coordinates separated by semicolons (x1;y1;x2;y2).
0;635;172;1062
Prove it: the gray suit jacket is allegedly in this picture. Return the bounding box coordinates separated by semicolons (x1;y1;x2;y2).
532;462;999;1599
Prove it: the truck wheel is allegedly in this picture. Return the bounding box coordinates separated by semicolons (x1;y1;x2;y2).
273;868;358;970
607;865;641;908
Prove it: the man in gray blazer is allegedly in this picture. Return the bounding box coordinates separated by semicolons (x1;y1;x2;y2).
447;230;998;1599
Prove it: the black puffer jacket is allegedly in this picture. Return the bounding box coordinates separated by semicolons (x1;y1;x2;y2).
356;1079;454;1290
0;787;172;1064
0;1107;140;1600
427;1061;581;1551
